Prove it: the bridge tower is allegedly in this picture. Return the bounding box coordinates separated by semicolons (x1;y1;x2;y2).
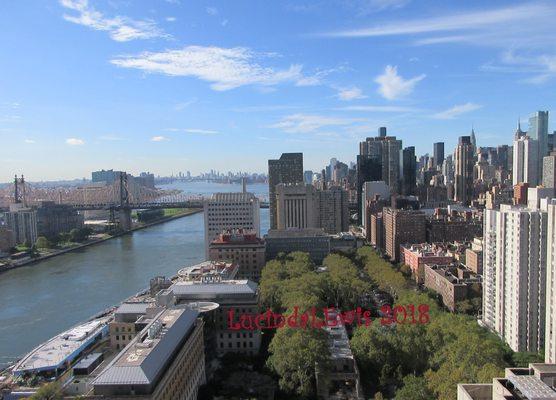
118;172;132;231
13;175;26;205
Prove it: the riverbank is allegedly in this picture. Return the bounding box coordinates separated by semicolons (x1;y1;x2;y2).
0;208;202;274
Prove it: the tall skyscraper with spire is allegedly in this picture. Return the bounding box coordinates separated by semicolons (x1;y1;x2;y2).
454;136;474;205
470;127;477;149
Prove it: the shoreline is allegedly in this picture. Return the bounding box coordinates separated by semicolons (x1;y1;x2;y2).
0;209;203;275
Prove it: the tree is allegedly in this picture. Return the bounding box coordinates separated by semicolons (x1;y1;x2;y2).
395;375;433;400
69;227;90;243
35;236;50;249
29;382;62;399
323;254;371;309
267;326;330;397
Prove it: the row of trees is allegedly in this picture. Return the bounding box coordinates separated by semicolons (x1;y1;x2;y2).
261;252;373;398
34;227;94;249
353;246;540;400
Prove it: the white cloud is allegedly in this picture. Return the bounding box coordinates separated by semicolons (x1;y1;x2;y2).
432;103;482;119
336;87;367;101
351;0;410;14
24;139;36;144
66;138;85;145
166;17;176;22
206;6;218;15
374;65;425;100
323;3;551;38
174;99;197;110
269;113;361;133
221;19;228;27
59;0;168;41
337;105;417;112
151;136;169;142
111;46;312;91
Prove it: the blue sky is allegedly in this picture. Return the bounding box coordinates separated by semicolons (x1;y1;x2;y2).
1;0;555;181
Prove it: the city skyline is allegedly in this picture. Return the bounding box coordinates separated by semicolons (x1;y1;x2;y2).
1;1;556;181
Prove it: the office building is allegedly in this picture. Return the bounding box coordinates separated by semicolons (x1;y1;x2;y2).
203;192;260;257
268;153;304;229
543;154;556;188
109;302;151;351
317;186;349;234
402;146;417;195
91;169;123;184
513;135;540;186
275;183;318;230
93;309;206;400
454;136;475;205
483;204;548;352
265;228;330;264
370;213;384;251
303;170;313;184
433;142;445;169
442;154;454;185
383;208;426;262
168;279;261;355
208;230;266;282
457;363;556;400
5;203;38;245
529;111;549;171
357;129;402;221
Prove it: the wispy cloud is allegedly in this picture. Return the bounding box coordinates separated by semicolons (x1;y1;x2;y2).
268;113;363;133
151;136;169;142
432;102;482;119
166;17;176;22
66;138;84;145
336;87;367;101
206;6;218;16
374;65;425;100
24;139;36;144
111;46;317;91
348;0;410;14
322;3;551;39
60;0;168;42
174;99;198;110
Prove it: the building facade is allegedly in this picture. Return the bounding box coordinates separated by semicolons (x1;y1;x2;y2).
268;153;304;229
203;192;260;257
208;230;266;282
454;136;475;205
483;204;548;352
383;208;426;262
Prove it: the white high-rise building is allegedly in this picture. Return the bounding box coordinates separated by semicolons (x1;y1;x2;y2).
513;135;539;186
544;199;556;363
483;203;548;352
203;192;260;258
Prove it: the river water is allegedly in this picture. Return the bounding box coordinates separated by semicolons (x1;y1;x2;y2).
0;182;269;368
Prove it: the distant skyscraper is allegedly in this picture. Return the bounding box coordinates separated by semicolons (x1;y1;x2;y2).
454;136;474;205
268;153;303;229
378;126;387;137
381;137;402;195
402;146;416;196
470;128;477;149
303;170;313;184
513;135;539;186
433;142;445;169
529;111;549;154
483;204;548;352
442;154;454;185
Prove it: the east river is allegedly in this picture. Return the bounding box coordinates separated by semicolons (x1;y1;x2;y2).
0;182;269;368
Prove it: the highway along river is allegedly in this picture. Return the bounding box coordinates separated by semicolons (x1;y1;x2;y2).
0;182;269;368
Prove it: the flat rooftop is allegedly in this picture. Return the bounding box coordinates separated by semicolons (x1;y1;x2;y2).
508;375;556;399
170;279;258;299
93;308;198;387
13;317;110;375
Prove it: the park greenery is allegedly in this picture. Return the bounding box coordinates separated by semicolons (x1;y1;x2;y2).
259;247;542;399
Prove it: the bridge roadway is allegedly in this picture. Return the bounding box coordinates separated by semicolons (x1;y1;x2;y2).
68;200;270;211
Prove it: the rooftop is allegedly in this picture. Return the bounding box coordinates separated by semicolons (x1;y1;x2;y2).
93;309;198;387
177;260;238;282
13;317;110;376
508;375;556;399
170;279;258;299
